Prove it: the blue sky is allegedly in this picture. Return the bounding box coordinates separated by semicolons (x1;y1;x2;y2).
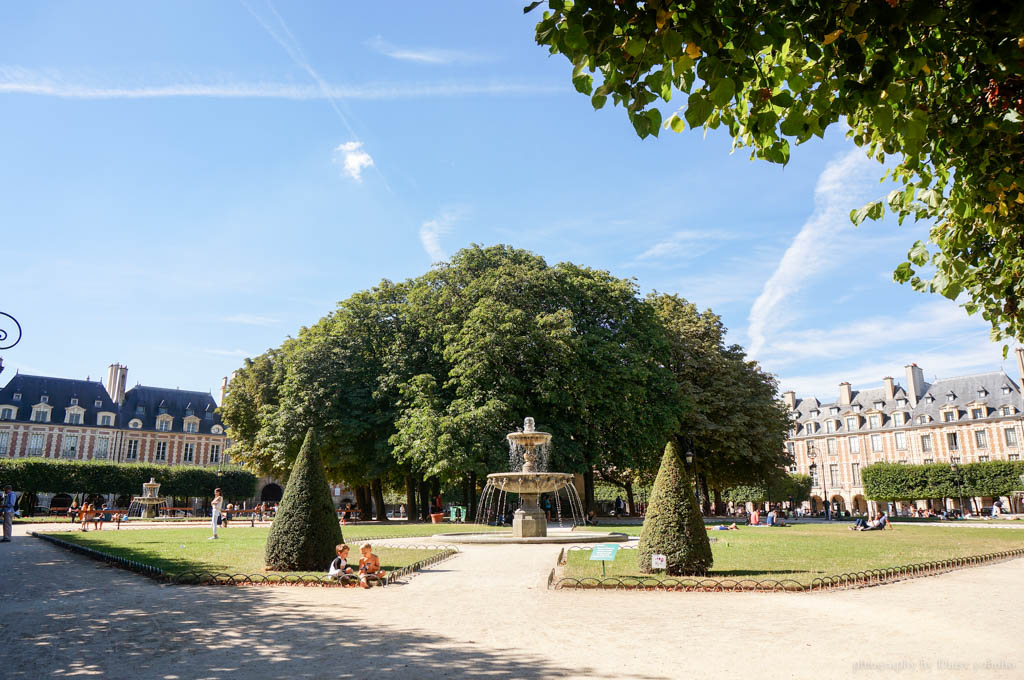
1;1;1016;402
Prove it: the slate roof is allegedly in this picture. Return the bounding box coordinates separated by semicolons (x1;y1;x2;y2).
120;385;224;434
0;374;118;426
0;373;225;435
791;371;1022;436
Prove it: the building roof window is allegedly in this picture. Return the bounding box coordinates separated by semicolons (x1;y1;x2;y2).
1002;384;1012;395
136;405;145;416
874;400;884;409
40;395;49;403
896;398;907;407
70;398;78;406
946;392;956;401
810;409;819;417
12;392;21;401
977;388;987;397
94;399;103;407
829;407;839;415
924;395;935;404
852;404;863;412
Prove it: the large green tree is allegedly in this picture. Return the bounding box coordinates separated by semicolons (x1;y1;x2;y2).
528;1;1024;345
648;293;794;512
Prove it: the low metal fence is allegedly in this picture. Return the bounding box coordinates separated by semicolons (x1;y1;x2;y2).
550;544;1024;592
31;531;458;587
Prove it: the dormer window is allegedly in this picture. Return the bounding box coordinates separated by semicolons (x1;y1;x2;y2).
892;412;903;426
40;395;49;404
924;395;935;404
156;414;173;432
158;407;168;415
918;415;928;424
946;392;956;402
829;407;839;415
136;405;145;416
12;392;21;401
70;398;78;406
873;400;884;409
211;425;224;435
94;399;103;407
1002;385;1012;395
868;414;881;428
852;404;863;412
129;418;142;429
1002;406;1013;416
977;388;987;398
31;408;50;423
826;420;835;433
204;411;213;420
810;409;820;417
846;417;858;430
185;408;194;418
896;398;907;407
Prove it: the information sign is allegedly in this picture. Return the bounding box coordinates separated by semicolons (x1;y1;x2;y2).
651;554;667;569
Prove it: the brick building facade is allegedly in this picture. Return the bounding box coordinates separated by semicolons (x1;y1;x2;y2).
0;364;228;470
784;349;1024;515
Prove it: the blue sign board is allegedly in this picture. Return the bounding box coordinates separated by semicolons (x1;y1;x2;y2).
589;543;621;561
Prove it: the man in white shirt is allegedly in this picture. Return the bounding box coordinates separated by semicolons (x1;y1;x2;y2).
210;488;223;540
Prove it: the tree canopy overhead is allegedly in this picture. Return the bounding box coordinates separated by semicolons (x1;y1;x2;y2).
528;0;1024;345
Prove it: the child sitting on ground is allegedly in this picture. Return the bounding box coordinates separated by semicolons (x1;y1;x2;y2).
328;543;355;584
357;543;384;588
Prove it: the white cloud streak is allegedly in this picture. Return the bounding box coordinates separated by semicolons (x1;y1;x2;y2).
334;141;374;182
223;314;279;326
419;210;462;262
747;149;878;357
634;229;734;262
366;36;482;65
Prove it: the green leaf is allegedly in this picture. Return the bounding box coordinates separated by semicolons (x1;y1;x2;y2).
625;38;646;57
684;92;713;128
631;111;651;138
564;24;586;50
591;94;608;110
779;110;805;136
709;78;736;106
893;262;915;283
662;30;684;58
918;188;941;208
646;108;662;137
573;73;594;94
787;74;808;92
667;114;686;133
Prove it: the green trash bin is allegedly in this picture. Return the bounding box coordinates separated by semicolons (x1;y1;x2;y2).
449;506;467;523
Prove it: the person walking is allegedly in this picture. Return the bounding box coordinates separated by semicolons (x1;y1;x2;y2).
209;488;223;540
2;485;16;542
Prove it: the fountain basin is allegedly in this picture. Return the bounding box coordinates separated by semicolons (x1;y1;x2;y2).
485;471;574;495
434;530;630;544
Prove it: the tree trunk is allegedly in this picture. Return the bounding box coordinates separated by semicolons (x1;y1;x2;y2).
371;479;388;521
405;474;418;522
418;477;430;520
713;488;724;516
356;486;371;521
624;480;635;516
698;474;711;516
468;471;478;520
583;468;595;514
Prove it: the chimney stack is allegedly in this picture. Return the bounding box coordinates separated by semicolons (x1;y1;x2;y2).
883;376;895;400
219;376;228;405
1016;348;1024;387
839;382;852;406
106;363;128;405
783;390;796;410
904;363;925;407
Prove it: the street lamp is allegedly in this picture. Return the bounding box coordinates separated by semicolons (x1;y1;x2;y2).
951;463;966;517
808;443;830;520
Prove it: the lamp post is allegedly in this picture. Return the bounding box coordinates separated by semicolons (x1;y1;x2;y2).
808;443;830;520
0;311;24;377
951;463;966;517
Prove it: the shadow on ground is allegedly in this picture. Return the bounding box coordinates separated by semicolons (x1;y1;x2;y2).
7;537;652;680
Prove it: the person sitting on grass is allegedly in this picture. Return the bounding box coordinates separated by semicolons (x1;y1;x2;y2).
767;508;787;527
357;543;384;588
748;509;760;525
328;543;355;584
707;523;739;531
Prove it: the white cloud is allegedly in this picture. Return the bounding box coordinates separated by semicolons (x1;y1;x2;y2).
634;230;729;261
223;314;279;326
0;67;556;100
334;141;374;182
203;348;250;357
747;149;878;357
366;37;482;65
419;210;462;262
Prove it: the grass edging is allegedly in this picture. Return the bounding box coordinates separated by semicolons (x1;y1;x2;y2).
549;544;1024;593
31;531;459;587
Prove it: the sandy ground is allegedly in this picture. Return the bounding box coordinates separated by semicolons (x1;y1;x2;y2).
3;523;1023;680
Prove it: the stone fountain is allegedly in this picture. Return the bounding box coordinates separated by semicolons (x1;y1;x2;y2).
436;417;627;544
127;477;170;518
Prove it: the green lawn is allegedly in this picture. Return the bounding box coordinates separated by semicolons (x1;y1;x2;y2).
49;527;448;577
565;524;1024;584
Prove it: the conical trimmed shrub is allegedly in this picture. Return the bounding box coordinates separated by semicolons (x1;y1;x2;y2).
265;429;344;571
638;440;713;576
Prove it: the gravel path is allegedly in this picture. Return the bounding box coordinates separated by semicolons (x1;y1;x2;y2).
4;524;1022;679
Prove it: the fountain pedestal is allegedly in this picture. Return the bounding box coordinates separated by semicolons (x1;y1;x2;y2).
513;493;548;538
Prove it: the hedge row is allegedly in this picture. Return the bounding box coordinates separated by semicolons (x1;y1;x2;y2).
724;474;813;505
0;459;258;501
861;460;1024;501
